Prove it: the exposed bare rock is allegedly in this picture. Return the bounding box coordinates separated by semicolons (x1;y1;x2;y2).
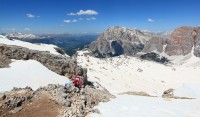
162;88;194;99
0;84;114;117
0;87;33;109
140;52;169;64
60;85;115;117
142;36;165;53
0;44;87;82
162;88;174;98
119;91;154;97
89;26;154;57
0;53;11;68
193;26;200;57
165;26;195;56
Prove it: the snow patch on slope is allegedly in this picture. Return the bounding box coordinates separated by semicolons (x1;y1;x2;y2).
89;95;200;117
0;60;68;92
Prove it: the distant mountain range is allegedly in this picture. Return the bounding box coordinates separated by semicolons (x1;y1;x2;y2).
4;33;98;56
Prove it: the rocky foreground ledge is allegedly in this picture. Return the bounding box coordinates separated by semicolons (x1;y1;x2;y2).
0;84;114;117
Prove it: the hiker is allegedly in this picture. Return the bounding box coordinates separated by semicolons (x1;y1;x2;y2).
72;75;83;89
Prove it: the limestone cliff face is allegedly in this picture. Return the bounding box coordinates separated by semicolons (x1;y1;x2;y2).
193;27;200;57
165;26;195;56
89;26;153;57
142;37;165;53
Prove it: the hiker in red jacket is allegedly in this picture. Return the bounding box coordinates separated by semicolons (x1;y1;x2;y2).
72;75;83;89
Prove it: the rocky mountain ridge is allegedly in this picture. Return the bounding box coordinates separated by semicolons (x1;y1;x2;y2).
89;26;200;58
89;26;155;57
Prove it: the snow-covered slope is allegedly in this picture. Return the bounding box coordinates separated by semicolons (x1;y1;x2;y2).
0;35;67;56
77;51;200;97
77;50;200;117
89;95;200;117
0;60;68;92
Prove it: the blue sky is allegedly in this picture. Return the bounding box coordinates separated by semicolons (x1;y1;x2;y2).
0;0;200;34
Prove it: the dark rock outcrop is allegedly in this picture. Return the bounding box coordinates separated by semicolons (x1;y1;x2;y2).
0;44;87;82
140;52;169;63
89;26;153;57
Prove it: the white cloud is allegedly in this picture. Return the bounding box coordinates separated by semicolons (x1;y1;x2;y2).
72;19;78;22
24;28;30;31
148;18;154;22
26;13;35;18
86;17;96;21
64;19;78;23
67;13;77;16
77;10;98;15
67;9;98;16
64;20;71;23
26;14;40;18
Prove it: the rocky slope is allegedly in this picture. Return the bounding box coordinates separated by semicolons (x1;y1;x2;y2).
0;84;114;117
142;36;165;53
0;44;87;83
89;26;154;57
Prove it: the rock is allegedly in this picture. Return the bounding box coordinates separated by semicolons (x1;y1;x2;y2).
89;26;154;57
1;87;33;109
54;47;67;55
137;68;143;72
0;53;11;68
165;26;195;56
0;84;114;117
162;88;174;98
0;94;6;100
193;27;200;57
142;36;165;53
11;106;23;113
140;52;169;64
